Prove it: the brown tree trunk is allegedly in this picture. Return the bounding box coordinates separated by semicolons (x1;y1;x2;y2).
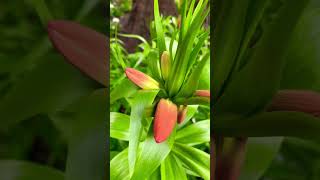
120;0;177;52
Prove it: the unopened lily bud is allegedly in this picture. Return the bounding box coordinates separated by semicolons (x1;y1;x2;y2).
154;99;178;143
161;51;171;81
177;105;187;124
125;68;159;90
177;16;181;28
195;90;210;98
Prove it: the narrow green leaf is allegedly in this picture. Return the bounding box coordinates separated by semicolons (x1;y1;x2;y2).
161;154;188;180
177;53;209;97
154;0;166;55
173;143;210;180
128;90;159;176
0;160;64;180
186;30;209;72
110;112;130;141
168;0;209;96
176;120;210;146
147;50;162;82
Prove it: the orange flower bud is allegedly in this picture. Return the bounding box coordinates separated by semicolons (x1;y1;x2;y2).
195;90;210;98
177;105;188;124
154;99;178;143
161;51;170;81
125;68;159;90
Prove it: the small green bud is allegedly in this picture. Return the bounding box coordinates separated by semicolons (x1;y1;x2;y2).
161;51;171;81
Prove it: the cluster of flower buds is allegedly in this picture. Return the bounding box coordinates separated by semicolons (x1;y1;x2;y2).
125;51;210;143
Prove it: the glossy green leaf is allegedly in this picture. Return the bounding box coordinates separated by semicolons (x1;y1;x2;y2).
239;137;283;180
0;160;64;180
215;0;310;117
128;90;159;176
110;78;139;104
176;120;210;146
161;154;188;180
131;132;175;180
173;143;210;180
0;57;97;132
212;0;249;99
50;89;107;180
110;112;130;141
110;149;129;180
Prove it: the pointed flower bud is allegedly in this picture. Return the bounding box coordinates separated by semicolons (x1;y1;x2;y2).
195;90;210;98
177;105;188;124
161;51;171;81
125;68;159;90
154;99;178;143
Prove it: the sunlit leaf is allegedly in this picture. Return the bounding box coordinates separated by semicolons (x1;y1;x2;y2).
110;149;129;180
173;143;210;180
131;133;175;180
176;120;210;146
161;154;188;180
128;90;159;176
110;112;130;141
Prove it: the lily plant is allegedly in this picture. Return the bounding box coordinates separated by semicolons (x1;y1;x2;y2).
110;0;210;179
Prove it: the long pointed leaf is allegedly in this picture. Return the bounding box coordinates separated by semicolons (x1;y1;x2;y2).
128;90;159;176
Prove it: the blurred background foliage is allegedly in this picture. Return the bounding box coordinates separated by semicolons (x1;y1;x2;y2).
0;0;106;178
